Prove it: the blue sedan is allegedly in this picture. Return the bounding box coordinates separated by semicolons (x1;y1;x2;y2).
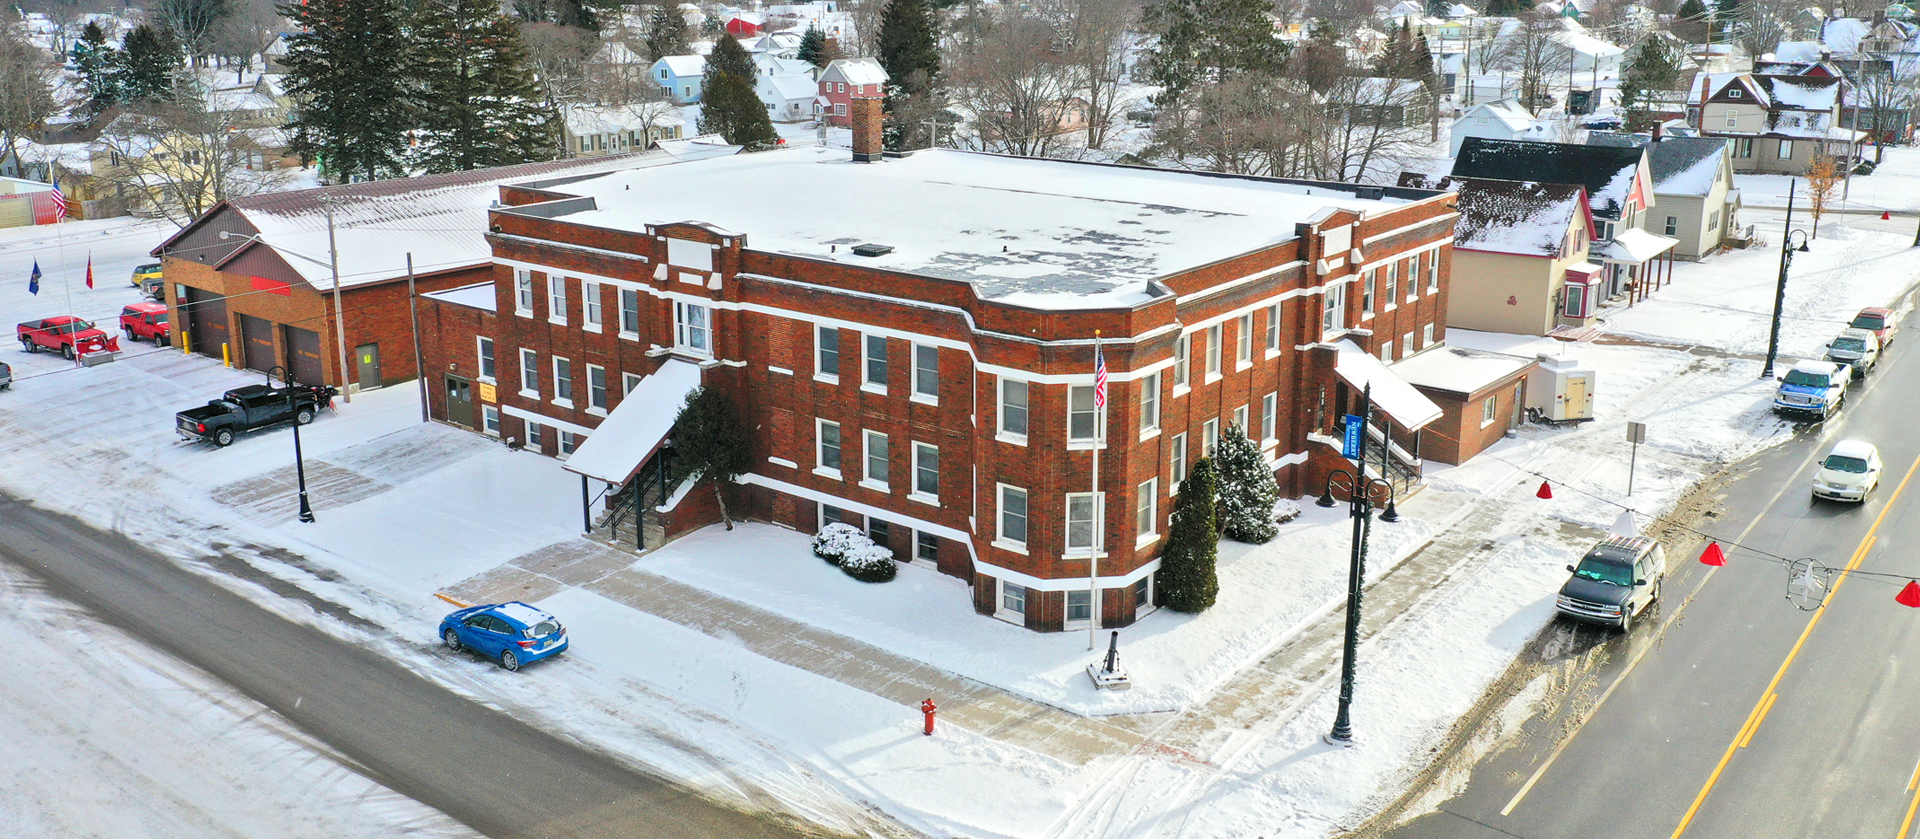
440;602;569;672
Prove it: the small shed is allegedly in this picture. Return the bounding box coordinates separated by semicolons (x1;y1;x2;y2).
1393;346;1540;465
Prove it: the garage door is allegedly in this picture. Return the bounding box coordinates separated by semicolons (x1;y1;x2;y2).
238;314;275;374
180;286;228;358
285;325;323;387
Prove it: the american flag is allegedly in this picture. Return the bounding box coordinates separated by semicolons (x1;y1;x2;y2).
48;183;69;221
1093;342;1108;409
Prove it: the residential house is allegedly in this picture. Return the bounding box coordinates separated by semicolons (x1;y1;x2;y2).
1589;132;1739;260
760;72;823;123
561;104;686;156
1399;174;1603;336
726;14;763;38
1450;99;1555;155
1329;78;1434;129
1697;73;1866;174
652;55;706;104
416;99;1460;632
816;58;888;126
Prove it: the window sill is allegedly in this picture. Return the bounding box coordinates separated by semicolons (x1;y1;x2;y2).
861;383;888;396
583;324;603;334
515;309;534;319
768;456;798;469
909;491;939;506
1362;310;1375;320
1136;532;1160;550
996;431;1028;447
815;373;839;386
991;539;1029;556
1172;385;1191;398
586;406;607;417
910;393;938;407
813;466;843;481
618;330;640;342
1481;418;1498;429
552;398;574;409
993;610;1027;626
1266;349;1282;360
768;366;793;376
1383;304;1397;313
1236;360;1253;372
519;389;539;399
1203;373;1223;385
1066;439;1107;451
548;317;568;327
1405;297;1418;305
477;376;496;385
1139;426;1161;443
859;479;890;493
1064;549;1104;560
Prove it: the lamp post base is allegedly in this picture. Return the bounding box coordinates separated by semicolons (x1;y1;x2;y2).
1322;731;1359;748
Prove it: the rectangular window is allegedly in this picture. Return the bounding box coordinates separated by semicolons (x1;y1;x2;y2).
515;270;534;315
1427;250;1439;292
582;282;602;329
998;485;1028;547
822;504;846;526
816;326;839;378
553;356;573;405
1379;341;1393;362
1265;303;1281;352
1404;257;1418;300
913;343;938;400
1261;392;1277;441
1386;263;1399;305
1001;581;1027;615
1170;433;1189;488
1237;313;1253;364
1664;216;1679;236
1068;384;1102;444
477;336;495;380
1363;270;1376;314
1708;211;1720;231
912;442;938;499
559;430;578;456
526;421;542;448
619;288;640;335
1133;577;1151;612
623;371;643;396
674;301;711;355
1174;334;1191;388
1066;492;1103;553
868;519;890;548
1000;378;1029;438
1203;419;1219;454
916;531;939;563
1734;137;1753;158
1323;283;1346;334
482;405;500;436
1206;324;1223;376
547;276;566;323
1137;478;1159;539
1424;323;1436;347
1725;111;1738;128
864;430;889;487
817;420;842;473
1482;394;1499;426
1565;283;1589;318
1139;371;1161;434
1066;589;1092;623
518;348;538;395
587;364;608;411
863;334;887;390
1234;405;1248;434
1778;139;1794;159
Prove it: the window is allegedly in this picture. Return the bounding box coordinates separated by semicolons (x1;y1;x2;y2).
863;430;889;487
482;405;500;436
1203;419;1219;454
1427;251;1439;293
1067;590;1092;623
999;378;1029;439
1133;576;1152;613
912;442;938;499
1379;341;1393;362
1778;139;1794;159
1664;216;1679;236
835;103;847;117
1139;372;1161;434
1265;304;1280;353
1404;331;1416;356
582;282;602;329
1565;282;1590;318
619;288;640;335
1261;392;1277;441
1066;492;1103;553
1322;283;1346;334
1708;211;1720;232
587;364;608;411
526;421;542;448
916;531;939;563
821;504;846;526
477;336;495;381
1236;314;1253;365
1206;324;1223;377
674;301;711;355
1482;394;1499;426
515;270;534;315
815;420;844;475
560;431;579;456
1729;89;1742;98
1363;270;1376;314
1734;138;1753;158
552;357;573;406
1725;112;1738;128
1385;263;1399;305
1170;433;1189;488
863;334;887;390
1136;479;1159;539
913;343;938;400
998;485;1028;548
1233;404;1249;433
1424;323;1436;347
868;519;890;548
547;276;566;323
518;348;538;395
1173;334;1191;388
1596;220;1614;240
623;371;643;396
1001;581;1027;615
1069;385;1103;444
1404;257;1418;300
816;326;839;378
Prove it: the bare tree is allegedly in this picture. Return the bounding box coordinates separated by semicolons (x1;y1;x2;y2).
156;0;231;66
1847;61;1918;163
1149;76;1319;177
1309;74;1428;183
1034;0;1135;149
1732;0;1812;60
1491;12;1574;115
91;99;296;226
948;6;1085;157
0;22;58;172
843;0;886;58
208;0;284;75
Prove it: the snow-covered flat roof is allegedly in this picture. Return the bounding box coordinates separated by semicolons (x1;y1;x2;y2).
1394;345;1536;397
538;147;1419;309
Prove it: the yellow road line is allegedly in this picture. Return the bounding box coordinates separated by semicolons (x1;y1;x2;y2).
1907;751;1920;793
1670;454;1920;839
434;592;470;608
1737;693;1777;750
1900;781;1920;839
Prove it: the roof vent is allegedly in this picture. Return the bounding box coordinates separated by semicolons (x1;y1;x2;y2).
852;243;893;257
1355;186;1385;200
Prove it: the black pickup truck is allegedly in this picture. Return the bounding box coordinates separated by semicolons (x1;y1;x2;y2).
176;383;336;446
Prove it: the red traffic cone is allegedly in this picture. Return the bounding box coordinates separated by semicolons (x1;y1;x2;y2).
1536;480;1554;499
1883;211;1893;220
1897;580;1920;608
1699;542;1727;566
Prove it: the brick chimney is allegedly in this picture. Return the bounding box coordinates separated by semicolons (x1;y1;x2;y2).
851;96;884;163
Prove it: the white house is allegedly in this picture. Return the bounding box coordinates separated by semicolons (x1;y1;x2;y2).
1450;99;1555;155
758;73;820;122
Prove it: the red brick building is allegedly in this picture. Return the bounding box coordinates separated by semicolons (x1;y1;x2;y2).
418;101;1460;632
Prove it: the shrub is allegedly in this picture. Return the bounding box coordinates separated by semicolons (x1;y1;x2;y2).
839;543;898;583
812;523;866;565
1274;498;1303;525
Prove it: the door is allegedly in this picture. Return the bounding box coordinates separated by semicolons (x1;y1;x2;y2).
354;343;381;390
285;326;323;386
238;314;275;374
444;375;474;428
1565;374;1590;420
181;286;228;358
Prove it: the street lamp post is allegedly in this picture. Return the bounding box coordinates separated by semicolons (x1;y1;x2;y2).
1761;183;1813;380
268;365;315;523
1316;385;1400;746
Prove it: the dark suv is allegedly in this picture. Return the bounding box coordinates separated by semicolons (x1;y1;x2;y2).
1556;536;1666;632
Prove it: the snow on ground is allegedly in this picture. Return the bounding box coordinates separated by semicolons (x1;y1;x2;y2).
1736;145;1920;211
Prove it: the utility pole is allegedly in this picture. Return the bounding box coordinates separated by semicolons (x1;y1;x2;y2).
324;198;352;404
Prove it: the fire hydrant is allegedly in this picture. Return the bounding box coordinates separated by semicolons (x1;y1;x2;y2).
921;698;938;736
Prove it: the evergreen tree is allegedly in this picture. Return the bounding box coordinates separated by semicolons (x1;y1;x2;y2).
1618;36;1681;133
1214;424;1280;544
1142;0;1286;107
672;385;751;529
643;3;689;61
707;32;754;82
697;69;778;147
1374;20;1420;78
411;0;556;173
281;0;416;182
878;0;939;100
69;22;120;119
1157;457;1221;613
116;24;181;104
1426;0;1450;15
797;25;829;68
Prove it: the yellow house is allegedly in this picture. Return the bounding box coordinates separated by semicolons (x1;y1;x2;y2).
1403;174;1603;336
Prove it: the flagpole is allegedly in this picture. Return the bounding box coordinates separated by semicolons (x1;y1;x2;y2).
1089;331;1103;651
54;212;75;368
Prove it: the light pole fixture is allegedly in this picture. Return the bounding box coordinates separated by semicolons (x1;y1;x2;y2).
268;365;316;523
1320;385;1399;747
1761;183;1812;381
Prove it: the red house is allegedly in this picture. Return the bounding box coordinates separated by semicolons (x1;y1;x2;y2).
725;15;762;37
816;58;888;126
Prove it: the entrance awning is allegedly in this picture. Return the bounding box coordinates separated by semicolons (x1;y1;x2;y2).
1594;228;1678;264
563;359;703;484
1334;339;1444;430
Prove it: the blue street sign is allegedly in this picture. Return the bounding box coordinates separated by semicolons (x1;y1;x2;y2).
1342;414;1363;459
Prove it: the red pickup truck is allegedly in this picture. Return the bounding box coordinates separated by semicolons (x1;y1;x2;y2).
119;302;170;343
18;316;120;359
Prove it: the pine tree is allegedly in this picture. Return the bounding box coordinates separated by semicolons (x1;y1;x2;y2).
1158;457;1221;613
797;25;829;68
282;0;415;182
69;22;120;119
672;385;751;529
1618;36;1680;133
708;32;754;82
697;69;778;147
411;0;556;173
1426;0;1450;16
1142;0;1286;107
878;0;940;100
643;3;689;61
1214;424;1280;544
116;24;181;104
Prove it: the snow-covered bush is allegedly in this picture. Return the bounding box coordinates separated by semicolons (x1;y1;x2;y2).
839;542;898;583
1274;498;1302;525
812;523;866;565
1215;424;1280;543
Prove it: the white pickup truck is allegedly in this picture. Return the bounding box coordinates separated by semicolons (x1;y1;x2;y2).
1773;359;1849;420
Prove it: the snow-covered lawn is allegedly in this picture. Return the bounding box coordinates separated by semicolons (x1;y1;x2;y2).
1735;145;1920;211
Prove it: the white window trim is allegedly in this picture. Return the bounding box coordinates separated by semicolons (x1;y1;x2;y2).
862;430;890;492
1064;589;1094;628
674;300;713;358
1265;303;1281;358
547;276;567;326
482;404;501;437
862;334;888;395
1481;396;1499;428
1067;383;1105;450
476;336;496;383
815;418;843;479
1172;334;1192;395
994;483;1029;554
1135;477;1160;548
997;378;1030;447
518;348;538;398
585;363;608;414
1205;324;1223;379
1139;371;1161;439
910;441;939;505
815;325;840;385
582;281;603;333
617;287;641;341
911;343;939;406
1170;432;1189;492
551;356;573;408
1261;392;1278;443
996;579;1028;623
514;270;534;318
1064;491;1105;556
